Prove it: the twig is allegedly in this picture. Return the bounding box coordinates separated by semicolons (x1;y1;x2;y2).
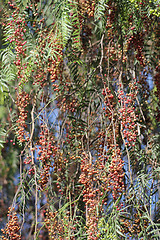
136;96;145;122
30;100;38;240
120;126;133;186
99;33;105;77
118;71;133;185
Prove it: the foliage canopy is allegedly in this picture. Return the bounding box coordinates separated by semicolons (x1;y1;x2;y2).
0;0;160;239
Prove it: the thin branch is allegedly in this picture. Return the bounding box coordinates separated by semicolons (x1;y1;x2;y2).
30;99;38;240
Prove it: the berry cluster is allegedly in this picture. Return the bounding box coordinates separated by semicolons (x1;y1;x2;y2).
39;36;63;90
58;96;78;113
16;91;30;143
45;210;64;239
78;0;95;18
108;147;124;199
127;32;145;66
37;125;56;189
7;6;28;82
45;209;77;240
118;84;138;148
1;207;21;240
102;86;116;116
79;153;101;240
121;207;149;237
5;6;31;143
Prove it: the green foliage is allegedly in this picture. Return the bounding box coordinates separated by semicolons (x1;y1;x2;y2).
0;0;160;239
94;0;108;33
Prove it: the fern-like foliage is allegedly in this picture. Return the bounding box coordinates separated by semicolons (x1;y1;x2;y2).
94;0;108;34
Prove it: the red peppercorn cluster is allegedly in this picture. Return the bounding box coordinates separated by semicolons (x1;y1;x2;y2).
78;0;95;18
77;0;95;34
16;91;30;143
48;38;63;89
32;65;48;89
44;210;65;239
5;6;31;143
36;123;65;193
35;35;63;91
102;87;116;116
1;207;21;240
58;96;78;113
118;84;138;147
37;125;56;189
120;205;149;236
7;6;28;72
45;209;77;240
96;128;124;201
108;148;124;200
79;153;101;240
127;32;145;66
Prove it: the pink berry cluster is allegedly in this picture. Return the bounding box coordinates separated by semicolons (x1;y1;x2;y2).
108;147;125;199
118;83;138;147
79;153;102;240
16;91;30;143
127;32;145;66
5;6;30;143
37;125;56;189
1;207;21;240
